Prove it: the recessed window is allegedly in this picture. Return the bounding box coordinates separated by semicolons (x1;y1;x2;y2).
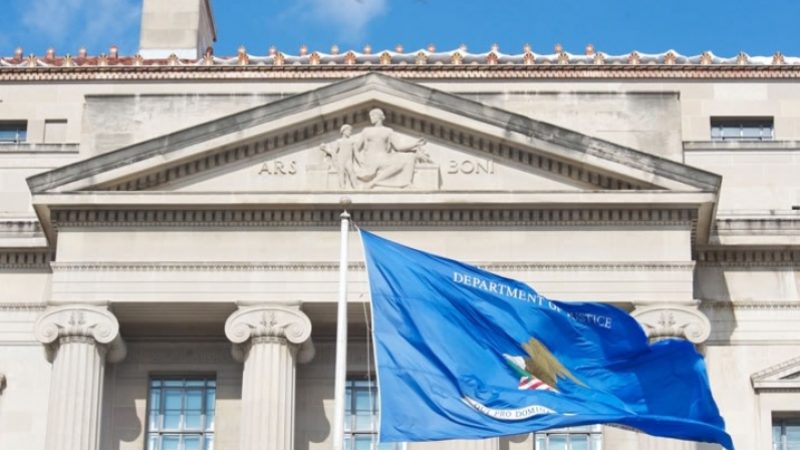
773;418;800;450
43;119;67;143
711;117;774;141
0;122;27;144
534;425;603;450
345;378;401;450
146;377;216;450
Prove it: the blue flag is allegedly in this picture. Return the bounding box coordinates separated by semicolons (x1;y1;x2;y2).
361;230;733;449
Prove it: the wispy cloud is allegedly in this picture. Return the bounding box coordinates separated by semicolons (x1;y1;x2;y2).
21;0;140;52
299;0;388;43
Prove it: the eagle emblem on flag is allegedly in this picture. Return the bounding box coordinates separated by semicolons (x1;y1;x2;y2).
504;337;585;392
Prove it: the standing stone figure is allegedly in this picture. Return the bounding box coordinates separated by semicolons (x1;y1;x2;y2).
319;124;359;188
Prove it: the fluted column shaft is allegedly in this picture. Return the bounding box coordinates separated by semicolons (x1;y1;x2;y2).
34;305;126;450
241;336;297;450
226;304;313;450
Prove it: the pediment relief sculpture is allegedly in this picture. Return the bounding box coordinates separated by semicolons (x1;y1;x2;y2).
316;108;436;190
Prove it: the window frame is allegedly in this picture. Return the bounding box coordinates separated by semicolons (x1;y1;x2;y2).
710;117;774;141
773;417;800;450
0;121;27;144
344;377;403;450
145;375;216;450
534;424;603;450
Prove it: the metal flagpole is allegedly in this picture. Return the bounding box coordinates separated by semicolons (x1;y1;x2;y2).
332;206;351;450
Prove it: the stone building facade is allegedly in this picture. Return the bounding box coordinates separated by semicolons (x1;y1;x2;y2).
1;1;799;450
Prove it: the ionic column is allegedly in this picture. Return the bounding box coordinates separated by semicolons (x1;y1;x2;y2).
631;304;710;450
225;304;313;450
632;304;711;344
33;304;126;450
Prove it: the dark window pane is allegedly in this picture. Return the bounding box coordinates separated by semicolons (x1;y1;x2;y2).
147;376;215;450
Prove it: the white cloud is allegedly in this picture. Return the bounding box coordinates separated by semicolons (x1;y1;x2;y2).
303;0;388;43
21;0;140;52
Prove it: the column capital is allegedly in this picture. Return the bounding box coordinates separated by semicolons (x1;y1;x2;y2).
632;304;711;344
225;304;312;361
33;304;126;363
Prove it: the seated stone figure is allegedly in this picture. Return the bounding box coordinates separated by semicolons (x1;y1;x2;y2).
355;108;428;189
318;108;430;189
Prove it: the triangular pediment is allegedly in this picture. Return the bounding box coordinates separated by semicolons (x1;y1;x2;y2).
27;73;720;196
751;356;800;391
143;118;616;193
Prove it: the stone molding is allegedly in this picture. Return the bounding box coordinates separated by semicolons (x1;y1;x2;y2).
97;106;646;192
0;302;47;311
33;304;126;363
632;304;712;344
225;305;313;363
0;250;52;269
695;248;799;267
751;355;800;391
50;260;695;272
705;301;800;311
2;67;800;83
51;207;696;228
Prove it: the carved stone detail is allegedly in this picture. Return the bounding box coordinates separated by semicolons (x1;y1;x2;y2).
51;207;697;228
316;108;435;190
50;260;695;273
34;304;126;362
225;304;312;450
33;304;126;450
632;304;711;344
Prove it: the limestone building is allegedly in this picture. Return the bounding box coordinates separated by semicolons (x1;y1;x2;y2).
1;1;799;449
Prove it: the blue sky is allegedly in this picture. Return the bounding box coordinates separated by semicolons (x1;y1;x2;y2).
1;0;799;57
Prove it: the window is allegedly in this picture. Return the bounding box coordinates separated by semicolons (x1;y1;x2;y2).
711;117;774;141
345;379;401;450
773;418;800;450
534;425;602;450
146;377;216;450
0;122;27;144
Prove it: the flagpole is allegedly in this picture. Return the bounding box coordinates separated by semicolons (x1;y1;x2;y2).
332;205;351;450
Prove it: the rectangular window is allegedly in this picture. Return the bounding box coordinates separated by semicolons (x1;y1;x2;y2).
534;425;602;450
345;379;401;450
773;418;800;450
0;122;27;144
146;377;216;450
710;117;774;141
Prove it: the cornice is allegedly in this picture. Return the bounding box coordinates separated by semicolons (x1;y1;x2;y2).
705;301;800;311
49;207;697;228
0;303;47;311
695;248;799;267
0;250;53;269
49;260;695;273
1;59;800;82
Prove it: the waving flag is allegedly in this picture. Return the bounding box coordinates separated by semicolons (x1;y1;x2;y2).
360;230;733;449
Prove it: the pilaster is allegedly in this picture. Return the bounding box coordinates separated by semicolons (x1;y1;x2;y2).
33;304;126;450
225;304;313;450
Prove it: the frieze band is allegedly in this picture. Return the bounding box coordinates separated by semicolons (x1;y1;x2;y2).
50;207;697;227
